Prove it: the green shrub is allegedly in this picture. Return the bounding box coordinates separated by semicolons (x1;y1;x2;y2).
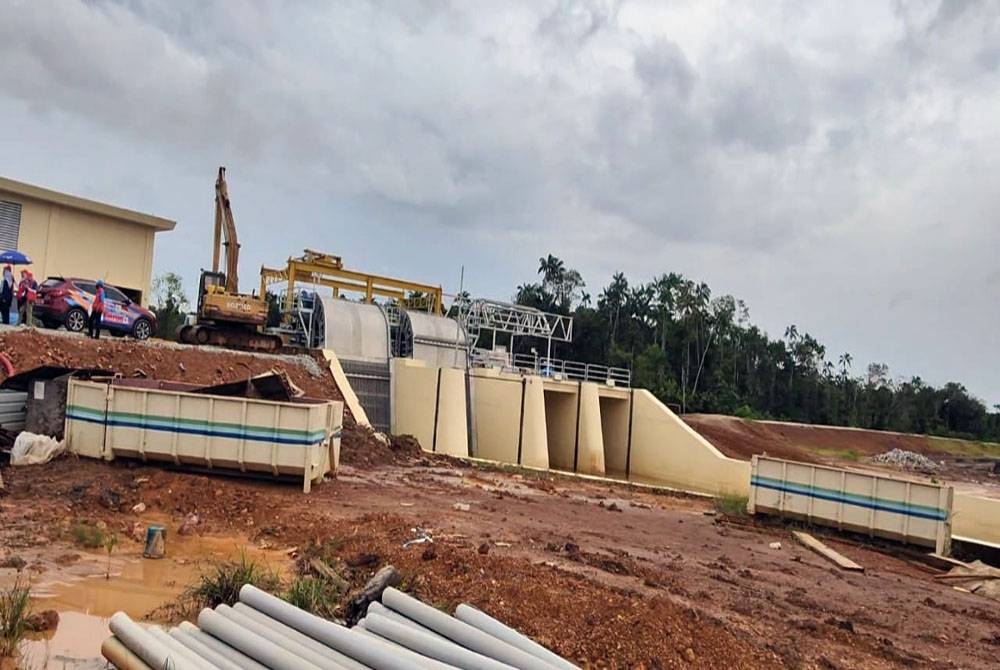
285;577;341;619
0;578;31;657
714;493;749;517
185;551;281;610
71;523;106;549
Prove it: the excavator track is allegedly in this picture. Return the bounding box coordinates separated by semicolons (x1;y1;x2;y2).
177;324;283;352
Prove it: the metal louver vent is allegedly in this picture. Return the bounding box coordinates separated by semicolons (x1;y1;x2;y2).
0;200;21;250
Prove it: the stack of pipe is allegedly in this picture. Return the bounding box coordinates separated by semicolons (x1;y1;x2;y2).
104;585;578;669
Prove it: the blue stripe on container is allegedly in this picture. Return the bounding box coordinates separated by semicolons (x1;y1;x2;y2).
66;410;339;447
751;476;947;521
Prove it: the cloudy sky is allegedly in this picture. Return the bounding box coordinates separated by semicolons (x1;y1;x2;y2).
1;0;998;404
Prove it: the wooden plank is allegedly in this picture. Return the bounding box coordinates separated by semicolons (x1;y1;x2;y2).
792;531;865;572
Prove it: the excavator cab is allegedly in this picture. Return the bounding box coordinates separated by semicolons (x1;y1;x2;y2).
197;271;227;313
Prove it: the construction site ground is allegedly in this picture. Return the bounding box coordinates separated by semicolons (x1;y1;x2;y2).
2;456;999;669
1;329;999;668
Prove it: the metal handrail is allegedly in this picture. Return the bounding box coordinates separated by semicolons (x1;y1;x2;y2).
470;349;631;387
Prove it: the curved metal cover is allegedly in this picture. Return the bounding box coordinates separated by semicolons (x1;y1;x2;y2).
319;297;390;363
407;311;468;368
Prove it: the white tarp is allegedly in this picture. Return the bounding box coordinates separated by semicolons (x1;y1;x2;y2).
10;431;65;466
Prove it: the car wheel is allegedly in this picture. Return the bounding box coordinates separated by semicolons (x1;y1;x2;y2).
132;318;152;341
65;308;87;333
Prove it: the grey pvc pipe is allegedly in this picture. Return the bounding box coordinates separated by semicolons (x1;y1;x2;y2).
109;611;194;670
169;628;248;670
217;604;348;670
147;626;219;670
178;621;270;670
366;602;451;644
101;636;154;670
239;584;458;670
382;588;560;670
198;607;324;670
455;604;579;670
233;602;372;670
366;613;519;670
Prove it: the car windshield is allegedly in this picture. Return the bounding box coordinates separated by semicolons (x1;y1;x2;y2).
40;278;62;289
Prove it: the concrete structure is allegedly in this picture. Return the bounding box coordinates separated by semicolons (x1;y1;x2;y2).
952;494;1000;546
0;176;175;303
391;359;750;498
390;359;1000;551
65;378;343;492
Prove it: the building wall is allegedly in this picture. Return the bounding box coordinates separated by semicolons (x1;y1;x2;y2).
4;194;157;302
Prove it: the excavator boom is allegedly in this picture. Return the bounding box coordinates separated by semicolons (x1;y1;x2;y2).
214;167;240;293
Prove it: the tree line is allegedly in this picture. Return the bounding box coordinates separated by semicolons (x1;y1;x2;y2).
511;255;1000;442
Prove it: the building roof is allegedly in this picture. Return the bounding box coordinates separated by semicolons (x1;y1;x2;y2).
0;175;176;232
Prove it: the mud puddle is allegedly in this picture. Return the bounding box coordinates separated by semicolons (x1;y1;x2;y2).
2;526;293;669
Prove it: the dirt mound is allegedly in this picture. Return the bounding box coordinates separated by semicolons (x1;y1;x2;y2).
684;414;819;462
339;423;425;468
683;414;1000;472
0;329;344;403
309;514;779;668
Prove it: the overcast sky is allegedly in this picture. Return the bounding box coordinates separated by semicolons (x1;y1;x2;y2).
1;0;998;405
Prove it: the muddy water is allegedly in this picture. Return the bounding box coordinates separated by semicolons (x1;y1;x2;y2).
4;526;293;670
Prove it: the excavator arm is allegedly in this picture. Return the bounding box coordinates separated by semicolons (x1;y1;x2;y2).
212;166;240;294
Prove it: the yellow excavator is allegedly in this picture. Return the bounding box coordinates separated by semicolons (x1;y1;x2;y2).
178;167;282;351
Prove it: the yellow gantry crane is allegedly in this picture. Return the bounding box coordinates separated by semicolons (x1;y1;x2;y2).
260;250;444;327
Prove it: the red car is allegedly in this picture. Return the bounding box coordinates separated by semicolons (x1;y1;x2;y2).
34;277;156;340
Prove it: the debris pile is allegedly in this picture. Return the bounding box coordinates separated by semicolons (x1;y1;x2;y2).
871;448;940;471
0;329;343;402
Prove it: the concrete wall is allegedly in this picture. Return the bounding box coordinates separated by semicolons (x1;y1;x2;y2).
10;195;159;302
391;358;468;458
952;493;1000;545
628;389;751;497
469;370;522;464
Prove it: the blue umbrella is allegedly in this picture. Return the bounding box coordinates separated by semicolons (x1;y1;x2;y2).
0;250;31;265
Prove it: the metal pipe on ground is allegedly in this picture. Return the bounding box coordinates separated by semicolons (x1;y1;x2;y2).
198;608;324;670
382;588;561;670
177;622;270;670
217;604;349;670
109;612;195;670
101;636;154;670
232;602;372;670
366;602;451;643
169;628;248;670
239;584;458;670
366;612;519;670
147;626;219;670
455;604;579;670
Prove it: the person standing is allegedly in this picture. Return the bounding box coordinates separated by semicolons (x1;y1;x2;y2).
89;279;106;339
16;270;37;327
0;265;13;325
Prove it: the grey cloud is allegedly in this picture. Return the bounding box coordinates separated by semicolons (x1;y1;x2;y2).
1;0;999;403
710;47;814;153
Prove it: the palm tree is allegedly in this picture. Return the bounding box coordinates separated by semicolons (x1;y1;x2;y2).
537;255;565;288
